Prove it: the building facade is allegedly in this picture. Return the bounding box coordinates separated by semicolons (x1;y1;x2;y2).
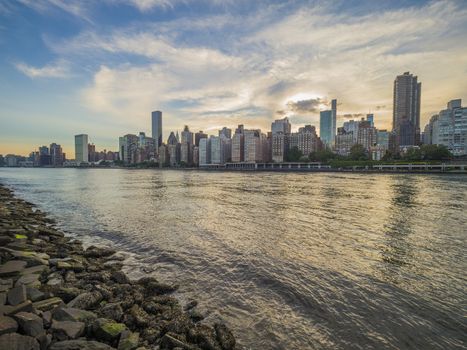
151;111;163;149
75;134;89;164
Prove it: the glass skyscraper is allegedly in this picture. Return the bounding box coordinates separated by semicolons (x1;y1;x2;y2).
320;110;333;147
151;111;163;148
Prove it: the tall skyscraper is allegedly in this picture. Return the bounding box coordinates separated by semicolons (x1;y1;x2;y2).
393;72;421;146
331;99;337;145
320;110;333;147
151;111;163;148
74;134;89;164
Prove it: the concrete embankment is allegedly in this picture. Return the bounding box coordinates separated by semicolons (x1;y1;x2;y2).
0;184;236;350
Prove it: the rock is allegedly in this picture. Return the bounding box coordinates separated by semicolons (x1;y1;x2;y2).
99;303;123;322
0;315;18;335
129;305;150;327
117;330;139;350
183;300;198;311
7;285;27;306
47;277;64;288
188;324;221;350
4;250;49;267
56;260;85;272
160;333;194;350
26;287;45;302
2;300;33;316
0;260;27;277
64;271;77;283
0;332;40;350
33;297;64;312
214;324;235;350
37;333;52;350
0;292;5;305
111;271;130;284
0;278;13;292
92;318;126;342
67;291;102;310
84;246;116;258
189;309;204;322
52;307;97;325
14;311;44;337
50;339;116;350
15;274;41;288
20;265;48;276
55;287;82;303
51;320;85;340
94;285;113;301
41;311;52;328
138;277;178;295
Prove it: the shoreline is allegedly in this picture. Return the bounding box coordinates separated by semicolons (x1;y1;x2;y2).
0;184;236;350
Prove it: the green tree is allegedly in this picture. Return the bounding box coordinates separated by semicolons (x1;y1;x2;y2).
309;149;337;162
402;148;422;161
349;144;368;160
286;146;303;162
381;150;393;161
420;144;451;160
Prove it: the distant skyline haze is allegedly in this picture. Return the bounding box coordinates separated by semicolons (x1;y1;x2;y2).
1;0;466;155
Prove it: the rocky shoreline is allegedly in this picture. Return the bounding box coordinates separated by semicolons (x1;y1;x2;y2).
0;184;236;350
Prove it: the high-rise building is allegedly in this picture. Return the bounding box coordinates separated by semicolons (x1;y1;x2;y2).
181;125;194;145
357;119;377;151
336;127;354;156
244;130;263;163
49;143;64;166
75;134;89;164
271;117;291;162
331;99;337;146
219;127;232;139
119;134;138;164
320;110;333;147
393;72;421;146
151;111;163;148
366;113;374;127
199;138;211;165
232;132;244;163
195;131;207;147
167;132;178;145
343;120;359;143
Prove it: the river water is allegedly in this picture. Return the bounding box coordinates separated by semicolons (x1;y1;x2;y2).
0;168;466;349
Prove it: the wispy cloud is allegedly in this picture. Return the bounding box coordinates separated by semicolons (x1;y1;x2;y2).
17;0;92;22
14;60;70;79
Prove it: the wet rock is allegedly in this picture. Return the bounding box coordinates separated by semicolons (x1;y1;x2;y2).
49;339;116;350
0;332;40;350
56;260;85;273
99;303;123;322
160;333;194;350
117;329;139;350
183;300;198;311
52;307;97;325
111;271;130;285
51;320;85;340
92;318;127;342
84;246;116;259
7;285;27;306
188;309;204;322
33;297;64;312
94;285;113;301
139;278;178;295
13;312;44;337
0;260;27;277
0;315;18;335
129;305;151;327
188;324;221;350
67;291;102;310
214;324;235;350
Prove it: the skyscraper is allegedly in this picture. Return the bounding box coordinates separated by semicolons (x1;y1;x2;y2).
320;110;333;147
331;99;337;146
151;111;163;148
74;134;89;164
393;72;421;146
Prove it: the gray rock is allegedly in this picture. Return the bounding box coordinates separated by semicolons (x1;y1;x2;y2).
183;300;198;311
0;292;5;306
50;339;116;350
37;333;52;350
7;285;27;306
111;271;130;284
15;274;41;288
55;287;82;303
51;320;85;340
26;287;45;302
0;260;27;277
67;291;102;310
0;278;13;292
0;315;18;335
92;318;127;342
13;311;44;337
33;297;64;312
20;265;48;276
84;246;116;258
47;277;64;288
41;311;52;328
2;300;33;316
0;332;40;350
100;302;123;322
160;333;194;350
52;307;97;325
118;330;139;350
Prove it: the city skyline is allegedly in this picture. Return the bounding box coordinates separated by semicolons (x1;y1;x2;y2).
1;0;467;156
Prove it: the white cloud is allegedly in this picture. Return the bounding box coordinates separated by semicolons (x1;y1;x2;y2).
14;60;70;79
17;0;91;22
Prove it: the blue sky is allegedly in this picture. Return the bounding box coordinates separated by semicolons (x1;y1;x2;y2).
1;0;466;156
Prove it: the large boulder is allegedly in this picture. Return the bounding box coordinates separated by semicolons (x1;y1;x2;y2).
117;330;139;350
52;307;97;326
7;285;27;306
13;311;44;337
0;315;18;335
33;297;64;312
51;320;85;340
99;303;123;322
67;291;102;310
0;332;40;350
15;274;41;289
0;260;27;277
92;318;126;342
2;300;34;316
84;246;116;259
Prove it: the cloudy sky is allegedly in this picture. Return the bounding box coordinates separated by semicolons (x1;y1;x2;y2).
1;0;466;156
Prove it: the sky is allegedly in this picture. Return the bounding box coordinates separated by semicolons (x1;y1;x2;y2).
0;0;466;156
